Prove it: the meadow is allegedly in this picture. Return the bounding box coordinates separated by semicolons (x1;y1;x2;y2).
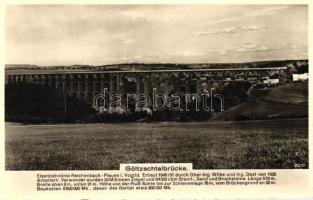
5;118;308;170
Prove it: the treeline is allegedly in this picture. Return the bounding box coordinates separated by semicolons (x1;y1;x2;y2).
5;83;95;123
6;59;308;71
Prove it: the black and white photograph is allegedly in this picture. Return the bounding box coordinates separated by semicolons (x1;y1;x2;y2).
4;5;308;170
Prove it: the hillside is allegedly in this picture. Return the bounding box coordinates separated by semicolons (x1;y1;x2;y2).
264;81;308;104
212;81;308;121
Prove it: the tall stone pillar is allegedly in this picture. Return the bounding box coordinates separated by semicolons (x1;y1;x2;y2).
48;76;52;87
92;80;96;99
25;75;30;83
62;75;66;93
185;73;191;93
196;80;201;95
116;74;120;93
41;75;45;85
84;76;88;101
136;73;140;95
100;74;104;95
77;80;81;93
144;73;149;95
69;77;74;96
109;74;114;95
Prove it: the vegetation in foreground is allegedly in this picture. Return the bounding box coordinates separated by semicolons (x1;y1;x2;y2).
5;119;308;170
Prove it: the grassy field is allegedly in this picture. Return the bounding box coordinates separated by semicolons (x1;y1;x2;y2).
5;119;308;170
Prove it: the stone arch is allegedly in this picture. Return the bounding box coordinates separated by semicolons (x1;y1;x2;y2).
187;72;198;93
137;73;146;94
224;71;233;78
121;73;137;94
199;72;208;81
86;74;94;81
168;73;177;85
178;72;188;81
43;75;49;85
72;74;80;81
212;71;221;79
37;75;43;83
79;82;86;92
50;75;56;82
93;73;101;81
167;73;177;93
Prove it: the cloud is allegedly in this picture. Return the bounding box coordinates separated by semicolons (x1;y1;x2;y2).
216;43;271;54
245;6;290;17
163;51;204;58
197;6;290;27
192;27;237;36
192;25;267;36
114;34;134;44
290;44;297;49
241;25;268;31
179;51;204;57
236;46;268;53
234;43;269;53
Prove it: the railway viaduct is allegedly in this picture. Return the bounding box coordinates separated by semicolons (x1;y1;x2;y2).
5;67;287;105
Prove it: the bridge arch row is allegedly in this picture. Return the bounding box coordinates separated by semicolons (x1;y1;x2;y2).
6;68;285;104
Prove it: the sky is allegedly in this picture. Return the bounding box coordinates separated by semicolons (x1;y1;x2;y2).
5;5;308;66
